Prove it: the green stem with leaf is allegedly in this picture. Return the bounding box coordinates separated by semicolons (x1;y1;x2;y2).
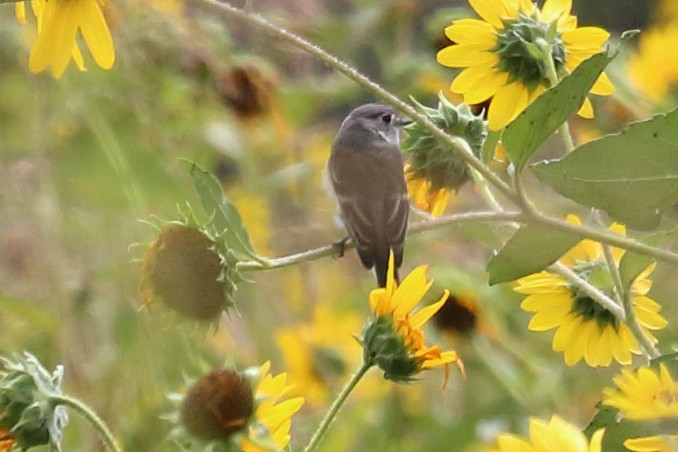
49;394;122;452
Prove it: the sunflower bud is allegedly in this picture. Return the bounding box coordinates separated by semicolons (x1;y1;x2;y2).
362;315;420;383
180;369;254;441
141;224;235;321
403;93;486;192
0;353;68;451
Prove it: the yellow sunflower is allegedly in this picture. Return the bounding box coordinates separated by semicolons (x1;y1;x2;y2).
514;215;667;367
241;361;305;451
16;0;115;78
405;168;453;218
490;415;604;452
362;252;464;386
624;435;678;452
603;364;678;420
275;305;363;407
627;24;678;103
179;362;304;451
437;0;614;130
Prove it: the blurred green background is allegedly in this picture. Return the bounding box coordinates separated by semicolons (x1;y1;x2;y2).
1;0;677;450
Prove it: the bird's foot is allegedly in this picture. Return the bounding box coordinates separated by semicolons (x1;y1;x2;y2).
332;236;350;258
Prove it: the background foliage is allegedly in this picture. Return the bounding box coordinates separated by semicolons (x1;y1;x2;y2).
1;0;677;450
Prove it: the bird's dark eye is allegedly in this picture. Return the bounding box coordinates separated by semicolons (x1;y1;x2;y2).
381;113;392;124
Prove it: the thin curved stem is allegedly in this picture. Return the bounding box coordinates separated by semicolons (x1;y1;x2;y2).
190;0;518;204
538;40;576;153
302;362;372;452
192;0;678;272
236;211;524;271
601;244;660;358
549;262;625;321
528;211;678;265
50;394;122;452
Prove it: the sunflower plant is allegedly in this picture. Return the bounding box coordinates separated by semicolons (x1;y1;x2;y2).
5;0;678;451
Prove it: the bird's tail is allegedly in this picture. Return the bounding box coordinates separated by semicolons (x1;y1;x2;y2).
374;247;401;288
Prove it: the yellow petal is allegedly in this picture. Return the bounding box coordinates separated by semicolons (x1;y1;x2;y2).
451;62;499;94
437;44;498;68
385;251;397;297
444;19;497;48
409;290;449;329
528;417;553;450
30;0;79;77
527;306;570;331
392;266;432;317
487;82;529;130
590;72;615;96
496;434;537;452
540;0;572;24
589;326;613;367
468;0;511;28
77;0;115;69
589;429;605;452
562;317;587;366
72;43;86;72
577;97;594;119
15;1;26;24
563;27;610;51
520;291;572;311
461;69;508;104
260;397;304;426
429;189;451;217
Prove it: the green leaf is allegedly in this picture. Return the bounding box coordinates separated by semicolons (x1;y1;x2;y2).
189;162;257;259
481;129;500;164
618;234;663;290
486;225;580;285
532;108;678;230
503;52;612;168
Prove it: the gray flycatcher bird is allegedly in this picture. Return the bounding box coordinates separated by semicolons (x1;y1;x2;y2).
327;103;410;287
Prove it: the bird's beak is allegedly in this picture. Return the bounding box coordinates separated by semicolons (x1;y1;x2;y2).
394;117;413;127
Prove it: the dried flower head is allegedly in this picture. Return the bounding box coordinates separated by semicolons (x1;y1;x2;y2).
141;224;235;321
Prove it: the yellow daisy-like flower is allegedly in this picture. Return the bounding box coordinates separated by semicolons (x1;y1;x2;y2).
437;0;614;130
179;362;304;451
16;0;115;78
363;253;464;386
405;168;452;217
627;24;678;103
624;435;678;452
603;364;678;420
241;361;305;451
276;305;362;407
491;415;604;452
514;215;667;367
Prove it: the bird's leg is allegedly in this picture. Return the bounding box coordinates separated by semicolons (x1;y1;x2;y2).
332;236;350;258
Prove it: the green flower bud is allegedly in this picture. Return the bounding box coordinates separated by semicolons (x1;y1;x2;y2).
362;316;420;383
0;353;68;451
403;93;487;191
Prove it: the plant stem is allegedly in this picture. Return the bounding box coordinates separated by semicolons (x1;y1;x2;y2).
623;289;660;358
302;362;372;452
539;40;576;153
50;394;122;452
470;169;504;213
193;0;678;272
529;211;678;265
237;211;524;271
549;262;625;321
601;244;660;358
190;0;518;204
